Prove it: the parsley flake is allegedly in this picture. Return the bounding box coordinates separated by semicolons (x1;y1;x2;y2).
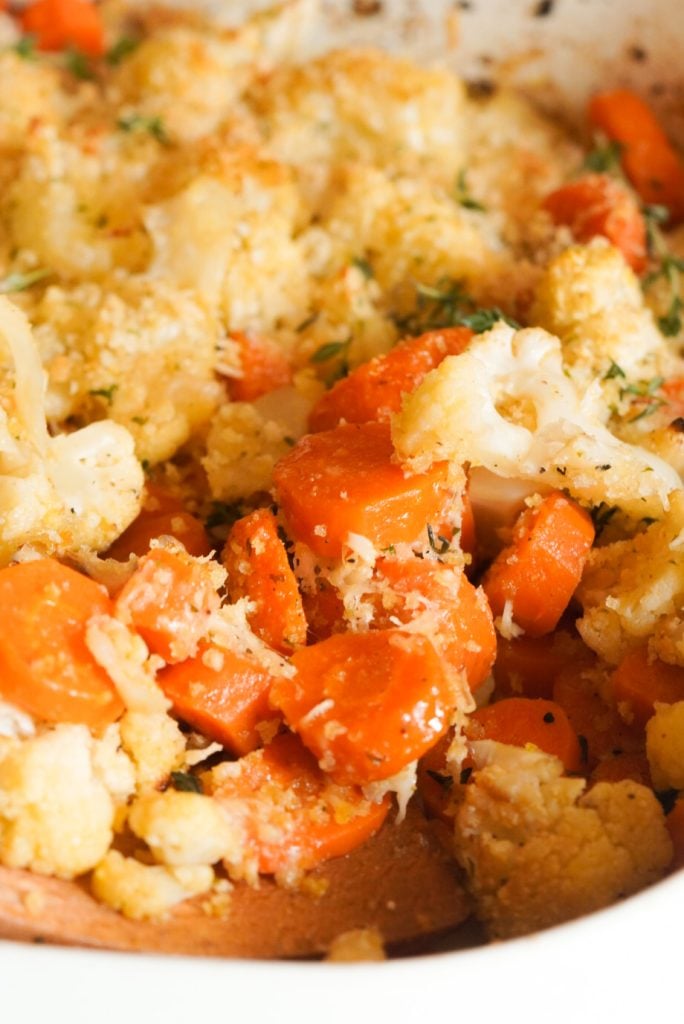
117;113;170;144
310;340;350;364
582;139;624;174
88;384;118;404
0;268;50;294
106;36;140;65
454;168;486;212
170;771;203;794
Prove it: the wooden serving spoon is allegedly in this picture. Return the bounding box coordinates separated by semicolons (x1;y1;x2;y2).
0;806;476;959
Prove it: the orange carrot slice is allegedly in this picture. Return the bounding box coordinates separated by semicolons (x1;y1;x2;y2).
209;731;391;875
0;559;123;730
222;508;306;655
159;641;276;755
493;627;592;700
21;0;105;56
273;421;453;560
610;646;684;728
482;491;595;638
115;546;220;664
308;327;472;432
543;174;647;272
467;697;583;773
225;331;292;403
108;487;212;562
271;629;455;785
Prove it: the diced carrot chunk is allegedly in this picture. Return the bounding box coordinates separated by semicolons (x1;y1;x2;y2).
21;0;105;56
467;697;583;773
610;646;684;728
225;331;291;403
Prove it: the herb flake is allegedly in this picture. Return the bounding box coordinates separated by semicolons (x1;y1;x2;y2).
170;770;203;794
0;268;50;294
117;113;169;144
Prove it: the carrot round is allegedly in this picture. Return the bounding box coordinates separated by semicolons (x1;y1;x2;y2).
552;661;641;770
589;751;651;787
273;421;453;560
225;331;292;403
222;508;306;656
588;89;684;224
610;646;684;729
108;487;212;562
308;327;472;433
482;491;595;638
21;0;105;56
301;581;346;642
666;798;684;873
115;545;220;664
493;628;592;700
210;731;391;875
543;174;647;272
467;697;583;773
270;629;454;785
158;641;276;756
372;558;496;695
0;559;123;730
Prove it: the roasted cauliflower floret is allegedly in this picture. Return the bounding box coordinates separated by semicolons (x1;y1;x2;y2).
453;741;672;939
393;323;679;521
577;492;684;665
532;242;672;382
0;725;134;879
202;402;294;503
33;280;223;464
646;701;684;790
128;790;244;866
0;298;143;564
91;849;214;920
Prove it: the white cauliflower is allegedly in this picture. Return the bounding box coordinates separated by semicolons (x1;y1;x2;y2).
577;492;684;665
91;850;213;921
202;402;294;503
392;323;679;521
453;741;672;939
0;297;143;564
128;790;244;866
0;725;134;879
646;701;684;790
119;712;186;792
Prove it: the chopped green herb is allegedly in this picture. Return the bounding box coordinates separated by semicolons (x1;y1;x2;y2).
88;384;118;404
310;340;350;364
169;771;203;794
603;360;626;381
106;36;139;65
395;278;519;336
65;48;94;80
0;268;50;294
205;501;245;530
427;522;451;555
458;307;520;333
582;139;623;174
643;203;669;255
351;256;374;279
13;35;37;60
590;502;618;534
454;168;486;212
382;545;396;556
295;312;318;333
658;295;683;338
117;113;169;144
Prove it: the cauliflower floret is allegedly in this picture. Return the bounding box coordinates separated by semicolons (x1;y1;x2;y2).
532;242;671;382
128;790;245;866
392;323;679;521
577;492;684;665
33;280;223;464
454;741;672;939
0;298;143;564
119;712;186;792
0;52;62;153
202;402;293;503
0;725;134;879
91;850;213;920
646;701;684;790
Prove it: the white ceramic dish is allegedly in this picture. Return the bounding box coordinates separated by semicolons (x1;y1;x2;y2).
1;1;683;1018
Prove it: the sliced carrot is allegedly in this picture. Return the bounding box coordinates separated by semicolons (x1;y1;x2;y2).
666;798;684;872
273;421;453;560
552;661;642;770
467;697;583;773
301;581;346;642
209;731;391;875
610;646;684;729
108;487;212;562
493;627;592;700
308;327;472;433
158;641;276;755
271;629;454;785
0;558;123;730
115;545;220;664
222;508;306;656
225;331;292;403
371;558;496;696
482;491;595;638
589;751;651;787
21;0;105;56
588;89;684;224
543;174;647;272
